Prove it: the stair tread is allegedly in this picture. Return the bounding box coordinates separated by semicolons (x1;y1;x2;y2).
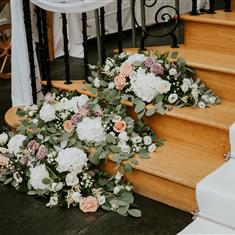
121;45;235;75
181;10;235;26
167;100;235;131
133;140;223;189
42;80;235;131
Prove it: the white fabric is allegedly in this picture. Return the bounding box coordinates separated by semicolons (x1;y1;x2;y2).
179;217;235;234
11;1;41;106
52;0;193;58
31;0;114;14
229;122;235;156
179;123;235;234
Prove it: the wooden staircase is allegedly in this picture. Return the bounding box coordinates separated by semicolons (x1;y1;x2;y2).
6;9;235;212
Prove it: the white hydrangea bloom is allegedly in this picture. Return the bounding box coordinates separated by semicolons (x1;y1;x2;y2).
56;147;88;174
124;53;146;64
30;164;50;190
39;103;56;122
69;95;89;113
76;117;106;143
7;134;26;154
130;68;171;102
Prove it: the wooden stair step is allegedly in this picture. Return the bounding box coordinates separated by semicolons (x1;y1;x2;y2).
181;10;235;54
118;45;235;101
41;80;233;156
181;10;235;27
104;140;224;212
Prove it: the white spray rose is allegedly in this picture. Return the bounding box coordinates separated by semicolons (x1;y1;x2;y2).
148;144;156;153
169;68;177;76
143;136;152;145
108;82;115;89
0;132;8;146
93;78;100;88
65;173;79;187
118;132;129;142
198;101;206;109
168;94;178;104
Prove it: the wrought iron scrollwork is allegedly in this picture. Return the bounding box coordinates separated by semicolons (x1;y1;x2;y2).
132;0;180;50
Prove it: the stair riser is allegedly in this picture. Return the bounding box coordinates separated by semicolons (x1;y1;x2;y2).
127;108;229;157
195;68;235;102
144;114;229;157
103;161;197;212
184;21;235;55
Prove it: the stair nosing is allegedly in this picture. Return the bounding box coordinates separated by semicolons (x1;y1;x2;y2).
42;80;233;131
181;10;235;27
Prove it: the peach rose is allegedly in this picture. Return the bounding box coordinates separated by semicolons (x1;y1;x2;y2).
114;74;126;90
79;196;98;213
63;120;74;133
113;120;127;133
0;154;9;167
120;63;133;77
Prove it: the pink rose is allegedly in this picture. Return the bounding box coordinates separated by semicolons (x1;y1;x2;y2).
114;74;126;90
150;63;164;76
0;154;9;166
120;63;133;77
63;120;74;133
113;120;127;133
19;155;28;166
143;57;155;68
71;114;80;125
27;140;40;152
79;196;99;213
44;92;55;103
36;145;48;160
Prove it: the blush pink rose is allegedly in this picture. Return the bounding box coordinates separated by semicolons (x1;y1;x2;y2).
27;140;40;153
44;92;55;103
63;120;74;133
120;63;133;77
36;145;48;160
19;155;29;166
114;74;126;90
113;120;127;133
71;114;80;125
79;196;99;213
0;154;9;166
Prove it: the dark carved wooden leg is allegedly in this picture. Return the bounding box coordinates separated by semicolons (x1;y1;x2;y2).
117;0;123;53
22;0;37;104
61;13;72;84
82;12;89;82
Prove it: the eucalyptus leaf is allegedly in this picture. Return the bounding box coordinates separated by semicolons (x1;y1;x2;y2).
117;204;129;215
128;209;142;217
120;191;134;204
42;178;51;185
145;108;156;116
123;163;132;172
134;101;145;113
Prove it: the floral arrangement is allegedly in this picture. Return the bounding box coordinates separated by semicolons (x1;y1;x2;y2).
0;90;162;217
88;51;220;119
